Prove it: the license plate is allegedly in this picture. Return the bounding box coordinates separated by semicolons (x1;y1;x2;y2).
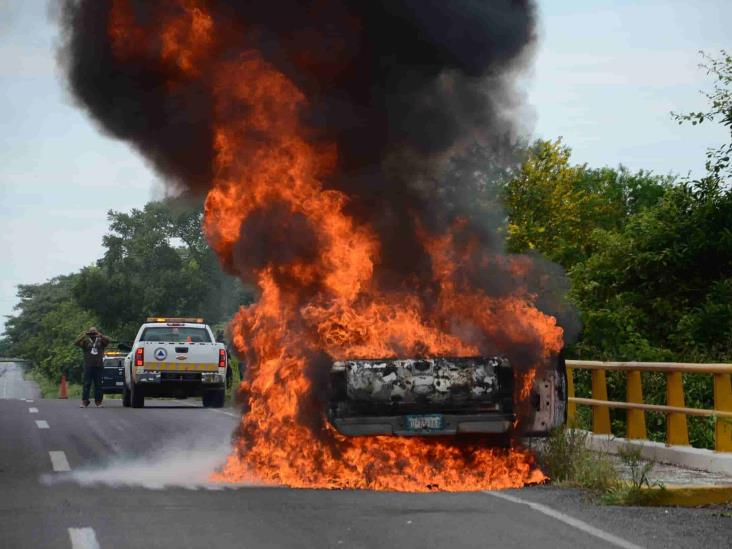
405;414;444;431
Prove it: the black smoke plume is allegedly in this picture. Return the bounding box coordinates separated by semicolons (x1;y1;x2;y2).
57;0;578;359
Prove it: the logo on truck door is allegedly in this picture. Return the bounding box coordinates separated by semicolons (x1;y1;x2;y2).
154;348;167;361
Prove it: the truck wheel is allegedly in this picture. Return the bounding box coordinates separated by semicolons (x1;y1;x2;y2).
131;382;145;408
122;384;131;407
202;389;225;408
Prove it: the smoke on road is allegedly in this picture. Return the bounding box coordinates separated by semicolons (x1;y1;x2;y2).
41;434;272;490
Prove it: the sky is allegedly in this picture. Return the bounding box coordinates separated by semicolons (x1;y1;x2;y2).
1;0;730;334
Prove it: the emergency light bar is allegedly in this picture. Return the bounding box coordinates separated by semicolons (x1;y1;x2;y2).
104;351;125;356
146;317;205;324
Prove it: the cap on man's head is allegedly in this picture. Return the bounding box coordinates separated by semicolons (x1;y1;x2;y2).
88;327;98;333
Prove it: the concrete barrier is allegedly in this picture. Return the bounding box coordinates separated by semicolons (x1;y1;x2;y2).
584;431;732;476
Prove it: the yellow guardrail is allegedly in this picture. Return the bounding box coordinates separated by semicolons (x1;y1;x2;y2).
566;360;732;452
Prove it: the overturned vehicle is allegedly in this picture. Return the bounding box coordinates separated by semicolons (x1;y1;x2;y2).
327;355;566;437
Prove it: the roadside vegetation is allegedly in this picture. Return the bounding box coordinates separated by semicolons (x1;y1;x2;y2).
538;427;619;495
538;427;667;506
24;368;82;399
0;198;255;392
0;52;730;448
509;51;732;449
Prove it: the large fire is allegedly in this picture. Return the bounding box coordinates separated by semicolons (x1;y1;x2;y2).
100;0;563;491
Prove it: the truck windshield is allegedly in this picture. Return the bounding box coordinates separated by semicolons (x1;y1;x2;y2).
139;327;212;343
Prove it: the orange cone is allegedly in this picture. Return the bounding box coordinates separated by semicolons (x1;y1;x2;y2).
59;375;68;399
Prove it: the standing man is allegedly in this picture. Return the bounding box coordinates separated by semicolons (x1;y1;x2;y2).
74;327;110;408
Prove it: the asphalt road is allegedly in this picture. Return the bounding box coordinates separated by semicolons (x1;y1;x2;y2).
0;361;730;549
0;361;40;400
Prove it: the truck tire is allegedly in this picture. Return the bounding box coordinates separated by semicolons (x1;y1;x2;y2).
122;384;131;407
202;389;225;408
131;382;145;408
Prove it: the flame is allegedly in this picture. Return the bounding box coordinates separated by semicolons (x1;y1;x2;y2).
107;1;562;491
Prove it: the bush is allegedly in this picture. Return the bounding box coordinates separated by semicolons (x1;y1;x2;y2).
538;427;619;495
539;428;670;505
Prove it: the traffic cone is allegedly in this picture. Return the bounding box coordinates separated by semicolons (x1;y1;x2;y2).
59;375;68;399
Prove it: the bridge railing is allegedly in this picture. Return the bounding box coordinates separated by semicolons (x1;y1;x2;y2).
565;360;732;452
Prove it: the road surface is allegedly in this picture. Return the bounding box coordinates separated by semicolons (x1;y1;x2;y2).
0;361;40;400
0;361;729;548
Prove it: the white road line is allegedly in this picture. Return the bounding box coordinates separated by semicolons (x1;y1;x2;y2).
49;451;71;472
35;420;50;429
68;527;100;549
484;491;643;549
29;407;39;413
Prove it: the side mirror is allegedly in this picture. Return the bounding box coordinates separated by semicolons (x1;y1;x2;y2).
118;342;132;352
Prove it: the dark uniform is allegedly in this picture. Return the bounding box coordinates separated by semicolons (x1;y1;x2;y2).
74;330;110;406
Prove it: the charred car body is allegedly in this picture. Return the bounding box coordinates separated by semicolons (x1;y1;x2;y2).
327;355;566;437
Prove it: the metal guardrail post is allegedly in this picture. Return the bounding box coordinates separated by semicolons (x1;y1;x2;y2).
625;370;647;439
666;372;690;446
591;369;611;434
714;373;732;452
566;367;576;426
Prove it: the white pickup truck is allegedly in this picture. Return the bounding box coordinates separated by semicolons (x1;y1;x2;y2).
122;317;227;408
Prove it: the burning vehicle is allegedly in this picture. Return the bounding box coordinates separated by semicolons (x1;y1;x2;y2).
60;0;575;491
328;355;566;437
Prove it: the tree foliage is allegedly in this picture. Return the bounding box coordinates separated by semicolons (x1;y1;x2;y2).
570;177;732;362
74;200;254;341
504;139;672;268
1;275;98;383
503;60;732;446
673;50;732;178
1;200;254;382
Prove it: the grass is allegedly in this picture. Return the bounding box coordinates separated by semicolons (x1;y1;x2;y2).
538;427;666;505
25;369;83;399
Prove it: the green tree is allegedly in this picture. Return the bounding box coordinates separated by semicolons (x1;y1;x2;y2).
673;50;732;178
74;199;254;341
503;139;672;267
570;178;732;362
571;50;732;363
1;274;98;383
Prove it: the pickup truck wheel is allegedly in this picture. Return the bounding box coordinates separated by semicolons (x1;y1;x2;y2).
202;389;225;408
122;384;131;407
131;382;145;408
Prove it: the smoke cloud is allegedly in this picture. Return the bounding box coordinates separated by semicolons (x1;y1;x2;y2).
41;423;269;490
56;0;574;338
57;0;577;489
